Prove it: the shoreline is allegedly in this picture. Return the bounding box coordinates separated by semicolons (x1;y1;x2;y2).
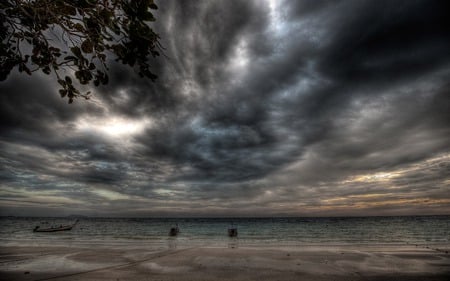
1;237;449;251
1;243;449;280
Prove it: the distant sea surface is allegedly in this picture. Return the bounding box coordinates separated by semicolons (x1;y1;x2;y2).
1;216;449;249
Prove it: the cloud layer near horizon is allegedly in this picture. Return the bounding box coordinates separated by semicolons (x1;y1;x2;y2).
1;0;449;217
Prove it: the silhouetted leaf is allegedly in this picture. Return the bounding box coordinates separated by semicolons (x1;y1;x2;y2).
59;89;67;97
81;40;93;53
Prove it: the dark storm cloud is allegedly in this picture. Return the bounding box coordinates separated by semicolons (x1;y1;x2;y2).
0;0;449;216
134;0;450;184
0;74;86;134
318;1;450;82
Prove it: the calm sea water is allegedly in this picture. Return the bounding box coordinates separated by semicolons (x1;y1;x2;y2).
1;216;449;248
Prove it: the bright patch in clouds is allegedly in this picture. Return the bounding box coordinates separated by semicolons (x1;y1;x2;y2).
344;172;399;183
76;116;151;138
92;189;130;200
230;39;249;71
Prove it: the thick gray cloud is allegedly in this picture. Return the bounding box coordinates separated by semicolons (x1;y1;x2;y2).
0;0;449;217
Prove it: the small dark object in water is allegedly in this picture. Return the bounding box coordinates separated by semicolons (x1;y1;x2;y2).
24;271;30;274
169;224;179;236
228;227;238;237
33;220;78;233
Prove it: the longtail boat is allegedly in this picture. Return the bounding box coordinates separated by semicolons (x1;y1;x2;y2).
33;220;78;233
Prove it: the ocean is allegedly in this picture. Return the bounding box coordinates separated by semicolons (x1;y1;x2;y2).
1;216;449;249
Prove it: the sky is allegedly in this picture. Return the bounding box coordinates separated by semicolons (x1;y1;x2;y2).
0;0;449;217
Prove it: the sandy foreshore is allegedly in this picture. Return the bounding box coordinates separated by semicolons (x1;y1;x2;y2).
0;243;449;281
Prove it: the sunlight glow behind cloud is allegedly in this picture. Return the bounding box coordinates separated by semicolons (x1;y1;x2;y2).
76;117;151;138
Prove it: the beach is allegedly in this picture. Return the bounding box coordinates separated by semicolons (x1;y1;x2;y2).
1;243;449;281
1;216;449;280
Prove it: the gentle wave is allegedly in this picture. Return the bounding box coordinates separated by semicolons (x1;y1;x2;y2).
1;216;449;247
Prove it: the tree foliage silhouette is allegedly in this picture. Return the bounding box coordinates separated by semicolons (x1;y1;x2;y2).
0;0;161;103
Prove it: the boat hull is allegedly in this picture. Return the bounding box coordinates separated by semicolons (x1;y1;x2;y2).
33;226;73;232
33;220;78;233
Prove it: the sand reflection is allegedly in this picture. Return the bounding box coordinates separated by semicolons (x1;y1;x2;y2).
228;237;239;249
167;237;178;250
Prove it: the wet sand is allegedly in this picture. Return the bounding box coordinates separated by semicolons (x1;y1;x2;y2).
0;244;449;280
